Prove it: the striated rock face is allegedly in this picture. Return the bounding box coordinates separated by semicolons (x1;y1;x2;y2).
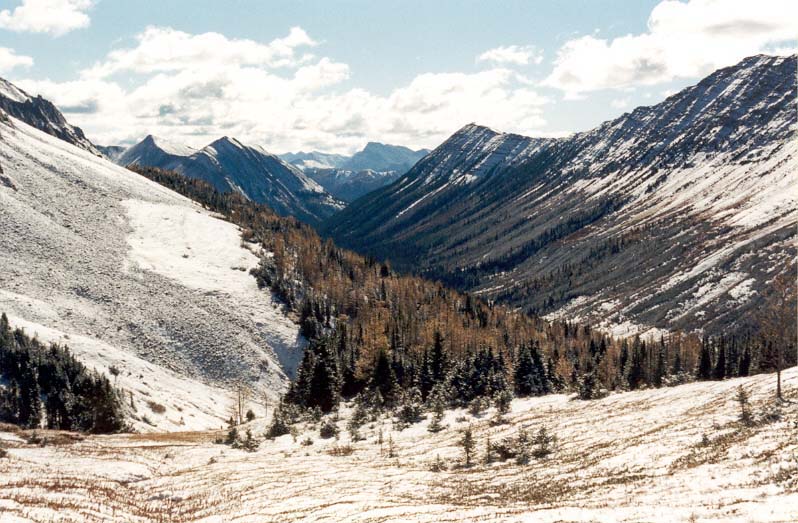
117;134;344;226
0;77;100;156
326;54;798;335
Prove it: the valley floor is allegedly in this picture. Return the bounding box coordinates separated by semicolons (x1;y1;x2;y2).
0;369;796;523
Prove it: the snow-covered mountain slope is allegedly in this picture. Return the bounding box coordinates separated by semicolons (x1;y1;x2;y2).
0;111;305;432
0;368;795;522
305;168;405;203
281;150;349;170
326;54;798;336
0;77;101;156
117;135;343;225
282;143;429;202
117;134;196;168
341;142;429;172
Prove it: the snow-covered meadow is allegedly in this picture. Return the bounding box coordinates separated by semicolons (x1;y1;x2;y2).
0;368;795;522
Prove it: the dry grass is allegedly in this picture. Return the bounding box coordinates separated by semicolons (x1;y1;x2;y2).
0;370;795;522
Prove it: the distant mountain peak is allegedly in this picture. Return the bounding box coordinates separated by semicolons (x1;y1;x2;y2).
326;54;798;335
116;133;342;225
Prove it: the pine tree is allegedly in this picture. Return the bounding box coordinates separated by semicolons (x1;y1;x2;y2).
713;341;726;381
514;343;548;396
370;349;398;404
430;331;447;384
738;346;751;377
653;343;666;388
697;340;712;380
460;425;475;466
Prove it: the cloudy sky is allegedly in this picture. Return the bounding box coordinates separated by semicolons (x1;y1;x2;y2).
0;0;795;153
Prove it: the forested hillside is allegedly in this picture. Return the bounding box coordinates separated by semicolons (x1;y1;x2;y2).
131;166;793;414
325;55;797;337
0;313;124;433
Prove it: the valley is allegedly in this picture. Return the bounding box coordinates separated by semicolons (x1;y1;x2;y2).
0;6;795;519
326;55;797;337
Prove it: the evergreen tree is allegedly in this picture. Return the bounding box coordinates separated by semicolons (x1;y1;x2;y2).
672;349;683;375
697;340;713;380
738;346;751;377
653;342;666;388
514;343;548;396
0;319;124;433
430;331;447;384
370;349;398;404
308;340;340;412
460;425;475;466
626;337;646;390
713;341;726;381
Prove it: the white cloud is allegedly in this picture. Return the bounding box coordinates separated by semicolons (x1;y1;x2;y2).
17;26;551;153
477;45;543;66
0;47;33;72
0;0;92;36
544;0;798;94
83;26;317;79
610;98;630;109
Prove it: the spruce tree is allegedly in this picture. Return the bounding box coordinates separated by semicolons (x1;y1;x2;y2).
430;331;447;384
370;349;398;404
626;338;646;390
460;425;475;466
514;344;539;396
308;340;340;413
654;344;666;388
738;346;751;377
697;341;712;380
713;341;726;381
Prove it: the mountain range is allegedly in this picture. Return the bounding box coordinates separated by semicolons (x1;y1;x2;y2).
325;54;798;336
2;53;793;340
114;134;344;225
281;142;429;202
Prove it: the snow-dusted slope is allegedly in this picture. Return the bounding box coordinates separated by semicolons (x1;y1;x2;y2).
0;77;100;156
304;168;405;203
0;368;795;522
117;134;196;168
117;135;343;225
327;54;798;335
0;110;305;432
281;150;349;170
341;142;428;172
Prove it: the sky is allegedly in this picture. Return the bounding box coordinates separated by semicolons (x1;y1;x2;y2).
0;0;795;154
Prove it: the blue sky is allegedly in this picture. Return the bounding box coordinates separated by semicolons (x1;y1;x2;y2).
0;0;795;153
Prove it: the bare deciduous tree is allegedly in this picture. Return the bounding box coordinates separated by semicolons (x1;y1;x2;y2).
760;262;797;401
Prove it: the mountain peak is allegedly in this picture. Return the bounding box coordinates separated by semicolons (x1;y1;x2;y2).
326;53;797;336
0;76;100;155
142;135;195;156
207;135;247;151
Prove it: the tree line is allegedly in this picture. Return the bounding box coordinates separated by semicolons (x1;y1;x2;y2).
0;313;125;433
130;165;795;414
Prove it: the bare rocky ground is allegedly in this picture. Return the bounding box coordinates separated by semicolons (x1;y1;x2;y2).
0;368;795;523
